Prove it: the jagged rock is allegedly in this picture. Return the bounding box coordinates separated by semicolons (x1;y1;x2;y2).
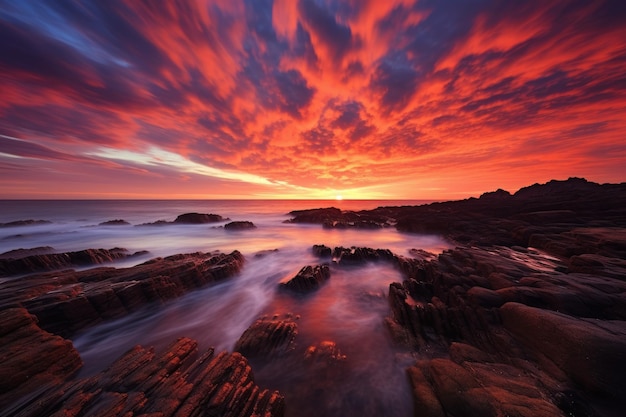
279;264;330;293
332;246;394;264
234;317;298;357
0;251;244;337
4;337;284;417
0;246;54;259
303;340;346;365
0;308;82;409
174;212;225;224
98;219;130;226
224;221;256;230
286;207;390;228
312;244;332;257
0;247;148;277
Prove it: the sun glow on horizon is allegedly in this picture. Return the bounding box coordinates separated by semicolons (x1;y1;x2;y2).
335;194;343;201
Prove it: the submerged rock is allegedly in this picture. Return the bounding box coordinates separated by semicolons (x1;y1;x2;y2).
0;219;52;227
98;219;130;226
225;221;256;230
174;212;225;224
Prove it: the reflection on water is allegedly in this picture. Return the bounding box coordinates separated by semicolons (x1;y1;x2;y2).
1;200;448;416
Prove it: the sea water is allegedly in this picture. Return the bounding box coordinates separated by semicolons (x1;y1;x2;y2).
0;200;451;416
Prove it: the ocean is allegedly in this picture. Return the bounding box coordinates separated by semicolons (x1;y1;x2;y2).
0;199;451;416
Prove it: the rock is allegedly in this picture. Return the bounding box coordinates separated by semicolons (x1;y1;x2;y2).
1;251;244;337
406;366;445;417
224;221;256;230
234;317;298;357
5;337;284;417
286;207;390;228
0;246;55;259
332;246;394;264
0;219;51;227
0;308;82;409
449;342;494;364
500;302;626;399
254;249;279;258
427;358;497;416
303;340;347;366
0;247;147;277
279;264;330;293
285;207;342;223
98;219;130;226
136;219;170;226
174;212;225;224
312;244;332;257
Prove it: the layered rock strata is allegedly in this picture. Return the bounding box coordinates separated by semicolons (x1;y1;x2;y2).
4;337;284;417
0;247;148;277
0;251;244;337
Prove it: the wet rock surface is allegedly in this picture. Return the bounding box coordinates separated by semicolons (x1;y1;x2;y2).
286;207;392;228
0;247;148;277
279;264;330;293
224;220;256;230
3;337;284;417
0;307;82;410
175;212;225;224
234;316;298;358
0;251;244;337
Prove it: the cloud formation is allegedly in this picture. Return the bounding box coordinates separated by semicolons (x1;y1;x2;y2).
1;0;625;199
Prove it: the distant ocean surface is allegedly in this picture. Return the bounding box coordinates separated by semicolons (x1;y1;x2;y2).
0;199;449;416
0;199;444;260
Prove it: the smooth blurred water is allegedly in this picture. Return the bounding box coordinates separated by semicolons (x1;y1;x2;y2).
0;199;449;417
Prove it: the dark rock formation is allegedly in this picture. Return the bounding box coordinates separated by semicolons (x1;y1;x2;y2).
0;308;82;409
4;337;284;417
234;317;298;357
286;207;391;229
303;340;347;366
174;212;225;224
501;302;626;398
0;246;54;259
98;219;130;226
0;247;148;277
254;249;279;258
0;219;51;227
332;246;394;264
312;244;332;258
279;264;330;293
367;177;626;248
225;221;256;230
285;207;342;223
136;219;170;226
0;251;244;337
386;238;626;415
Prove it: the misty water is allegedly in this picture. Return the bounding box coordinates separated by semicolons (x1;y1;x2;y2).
0;200;451;416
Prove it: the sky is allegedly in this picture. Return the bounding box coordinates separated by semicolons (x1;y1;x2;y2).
0;0;625;200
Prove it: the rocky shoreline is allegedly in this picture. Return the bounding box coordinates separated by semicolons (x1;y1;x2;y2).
0;177;625;416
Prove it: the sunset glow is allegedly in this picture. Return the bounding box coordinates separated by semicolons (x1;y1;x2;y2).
1;1;625;199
